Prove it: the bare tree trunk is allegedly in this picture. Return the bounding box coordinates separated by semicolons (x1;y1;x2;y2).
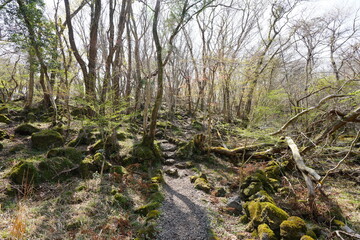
142;0;162;148
24;50;35;109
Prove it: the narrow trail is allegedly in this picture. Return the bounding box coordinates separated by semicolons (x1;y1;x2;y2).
156;141;211;240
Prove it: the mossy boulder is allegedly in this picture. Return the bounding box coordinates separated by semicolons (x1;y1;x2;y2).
68;127;95;147
240;170;274;200
248;190;275;204
131;143;161;163
280;216;307;240
176;134;205;159
244;201;289;230
258;223;276;240
15;123;40;136
79;153;112;178
31;130;64;150
46;147;83;163
194;177;212;193
300;235;315;240
134;202;160;216
0;129;9;140
265;160;288;179
0;114;11;124
7;156;77;184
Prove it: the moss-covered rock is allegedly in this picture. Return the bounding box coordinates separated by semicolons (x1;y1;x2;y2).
245;201;289;230
131;143;161;163
79;153;112;178
14;123;40;136
146;210;161;221
31;130;64;150
134;202;160;216
300;235;315;240
176;134;205;159
68;127;95;147
258;223;276;240
46;147;83;163
7;156;77;184
113;193;131;209
248;190;275;204
194;177;212;193
240;170;275;200
280;216;307;240
0;114;11;124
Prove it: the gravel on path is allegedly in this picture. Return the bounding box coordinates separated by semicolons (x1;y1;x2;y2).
156;169;210;240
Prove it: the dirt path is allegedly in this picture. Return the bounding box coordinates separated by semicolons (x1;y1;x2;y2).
156;141;211;240
156;168;211;240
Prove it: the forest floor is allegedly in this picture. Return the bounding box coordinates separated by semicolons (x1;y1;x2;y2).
0;104;359;239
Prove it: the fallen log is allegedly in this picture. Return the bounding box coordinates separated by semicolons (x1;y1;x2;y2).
285;136;321;207
207;143;275;159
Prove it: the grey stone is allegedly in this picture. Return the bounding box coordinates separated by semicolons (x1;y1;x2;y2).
226;196;243;215
165;168;179;178
164;159;176;165
160;143;177;151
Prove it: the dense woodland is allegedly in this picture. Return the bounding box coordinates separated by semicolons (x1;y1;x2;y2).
0;0;359;239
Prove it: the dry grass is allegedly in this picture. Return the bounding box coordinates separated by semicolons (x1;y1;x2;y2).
9;203;27;240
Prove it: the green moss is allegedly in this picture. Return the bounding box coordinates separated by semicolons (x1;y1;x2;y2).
131;143;161;163
68;128;95;147
241;170;275;200
149;192;164;203
258;223;276;240
7;156;76;184
146;210;161;221
114;193;131;209
31;130;64;150
332;219;345;227
88;140;103;152
0;114;11;124
46;147;83;163
300;235;315;240
14;123;40;136
134;202;160;216
280;216;307;240
38;157;76;180
79;154;112;178
248;190;275;204
194;177;212;193
240;215;250;224
243;182;262;197
245;201;289;230
190;175;198;183
305;230;317;239
149;183;159;193
76;185;86;191
7;158;41;184
151;175;163;183
111;165;128;175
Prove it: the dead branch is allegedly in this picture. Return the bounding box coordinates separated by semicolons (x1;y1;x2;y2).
302;104;360;153
285;137;321;206
318;130;360;186
270;94;350;136
207;143;274;157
